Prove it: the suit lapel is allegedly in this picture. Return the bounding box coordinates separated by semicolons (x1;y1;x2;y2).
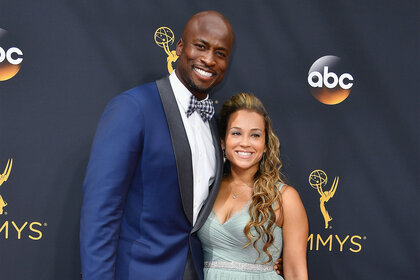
192;117;223;232
156;77;194;225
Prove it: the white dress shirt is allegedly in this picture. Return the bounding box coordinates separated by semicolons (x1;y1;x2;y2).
169;71;216;225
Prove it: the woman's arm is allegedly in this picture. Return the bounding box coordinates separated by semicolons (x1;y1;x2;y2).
277;185;309;280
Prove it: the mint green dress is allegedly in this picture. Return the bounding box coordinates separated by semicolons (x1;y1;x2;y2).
197;185;284;280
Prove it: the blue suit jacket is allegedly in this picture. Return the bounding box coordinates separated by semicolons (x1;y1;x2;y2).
80;77;223;280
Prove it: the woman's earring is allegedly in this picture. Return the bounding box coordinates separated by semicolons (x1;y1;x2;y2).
259;152;266;169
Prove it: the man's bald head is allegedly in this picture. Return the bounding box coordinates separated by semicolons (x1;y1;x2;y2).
175;11;234;100
182;11;234;44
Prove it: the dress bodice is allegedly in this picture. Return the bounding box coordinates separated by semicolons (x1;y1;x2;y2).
197;188;284;280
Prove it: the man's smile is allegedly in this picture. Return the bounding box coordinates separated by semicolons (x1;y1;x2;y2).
193;67;215;78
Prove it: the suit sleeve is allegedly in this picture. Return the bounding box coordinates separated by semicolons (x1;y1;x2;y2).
80;93;144;279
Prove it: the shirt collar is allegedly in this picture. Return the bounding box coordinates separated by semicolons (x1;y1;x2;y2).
169;70;210;112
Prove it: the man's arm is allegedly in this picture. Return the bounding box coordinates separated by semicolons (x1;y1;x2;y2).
80;93;144;279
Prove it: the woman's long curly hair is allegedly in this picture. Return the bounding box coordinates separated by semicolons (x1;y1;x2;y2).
219;93;284;263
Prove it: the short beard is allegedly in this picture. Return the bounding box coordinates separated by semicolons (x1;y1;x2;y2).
185;77;211;95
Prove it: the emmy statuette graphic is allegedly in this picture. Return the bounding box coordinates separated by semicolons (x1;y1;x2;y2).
309;169;339;229
154;27;178;74
0;158;13;215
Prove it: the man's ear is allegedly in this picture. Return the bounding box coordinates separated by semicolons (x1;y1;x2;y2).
176;38;183;56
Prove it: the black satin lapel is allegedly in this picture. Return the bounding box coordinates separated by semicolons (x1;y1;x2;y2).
156;77;193;225
192;117;223;232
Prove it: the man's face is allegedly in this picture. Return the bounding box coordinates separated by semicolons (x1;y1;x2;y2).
176;14;234;99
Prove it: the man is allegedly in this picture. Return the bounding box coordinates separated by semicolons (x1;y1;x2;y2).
80;11;234;280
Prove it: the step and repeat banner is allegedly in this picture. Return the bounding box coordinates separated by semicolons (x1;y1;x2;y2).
0;0;418;279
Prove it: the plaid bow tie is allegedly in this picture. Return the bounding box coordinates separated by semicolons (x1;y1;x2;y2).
186;95;215;122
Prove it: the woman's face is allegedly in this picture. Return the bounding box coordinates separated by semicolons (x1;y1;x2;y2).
222;109;266;174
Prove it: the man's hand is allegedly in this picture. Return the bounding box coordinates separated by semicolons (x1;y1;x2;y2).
274;257;283;276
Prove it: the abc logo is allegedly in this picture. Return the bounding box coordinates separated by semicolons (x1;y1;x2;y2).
308;56;353;105
0;28;23;81
0;47;23;65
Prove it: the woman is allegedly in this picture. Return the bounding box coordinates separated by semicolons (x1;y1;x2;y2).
198;93;308;279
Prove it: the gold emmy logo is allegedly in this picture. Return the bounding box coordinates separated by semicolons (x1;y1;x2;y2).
0;158;46;241
309;169;339;229
0;158;13;215
154;26;178;74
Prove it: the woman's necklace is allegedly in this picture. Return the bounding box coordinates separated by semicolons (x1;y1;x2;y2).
231;182;252;199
